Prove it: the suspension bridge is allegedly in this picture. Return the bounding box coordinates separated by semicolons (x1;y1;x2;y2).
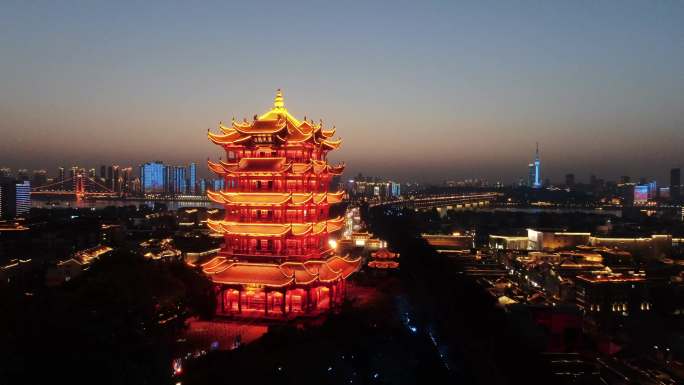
31;174;120;199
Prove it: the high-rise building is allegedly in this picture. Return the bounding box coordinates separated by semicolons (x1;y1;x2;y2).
57;167;65;190
162;165;187;195
389;181;401;198
15;181;30;217
164;166;172;194
633;185;649;205
671;168;681;203
139;162;166;194
622;185;635;207
188;162;197;195
111;165;120;191
0;178;13;219
69;166;78;180
31;170;47;188
647;181;658;199
659;187;671;199
0;179;30;219
107;166;113;189
131;177;141;195
565;173;575;188
200;90;359;318
16;169;29;182
174;166;186;195
121;167;132;194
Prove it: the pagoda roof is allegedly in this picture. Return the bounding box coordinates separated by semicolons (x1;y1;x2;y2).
207;158;345;176
202;255;362;287
206;191;344;206
371;248;399;259
207;89;341;149
368;260;400;269
206;216;345;236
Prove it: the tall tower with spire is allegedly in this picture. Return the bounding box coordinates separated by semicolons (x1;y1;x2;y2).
533;142;541;189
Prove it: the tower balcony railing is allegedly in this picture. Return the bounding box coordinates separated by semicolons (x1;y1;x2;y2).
223;185;328;194
227;248;333;261
224;215;327;224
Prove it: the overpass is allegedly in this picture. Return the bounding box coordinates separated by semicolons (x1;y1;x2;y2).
371;192;501;210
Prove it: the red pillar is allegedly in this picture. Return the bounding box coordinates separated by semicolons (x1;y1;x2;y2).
329;285;334;311
228;289;233;313
281;289;286;315
220;286;225;313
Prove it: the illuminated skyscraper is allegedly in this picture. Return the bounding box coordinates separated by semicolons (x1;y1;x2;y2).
15;181;30;216
0;179;30;219
57;167;65;190
528;163;536;188
139;162;166;194
112;165;120;191
173;166;187;195
121;167;132;193
188;162;197;195
633;185;649;205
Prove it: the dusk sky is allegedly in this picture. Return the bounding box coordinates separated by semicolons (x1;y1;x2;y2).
1;1;682;184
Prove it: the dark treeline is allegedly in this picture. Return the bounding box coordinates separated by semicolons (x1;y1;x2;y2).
364;204;551;385
0;251;214;385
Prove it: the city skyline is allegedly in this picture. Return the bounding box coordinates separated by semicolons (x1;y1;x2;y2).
3;3;684;384
1;2;683;183
0;156;681;187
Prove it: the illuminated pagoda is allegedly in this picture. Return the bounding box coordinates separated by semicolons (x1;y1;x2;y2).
368;248;400;269
201;90;361;317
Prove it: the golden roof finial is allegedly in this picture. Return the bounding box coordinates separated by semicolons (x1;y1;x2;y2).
274;89;284;109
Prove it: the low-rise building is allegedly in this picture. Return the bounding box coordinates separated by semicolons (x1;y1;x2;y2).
589;234;672;259
422;233;474;251
489;235;529;250
46;245;113;286
575;272;650;330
